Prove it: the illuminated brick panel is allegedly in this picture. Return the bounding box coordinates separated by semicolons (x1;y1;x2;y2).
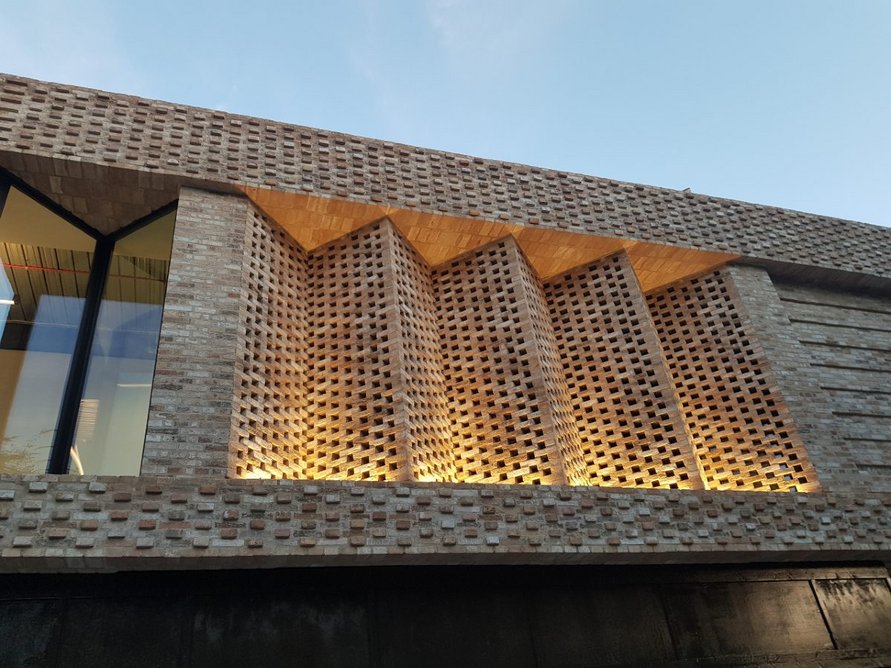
388;228;457;482
225;221;829;492
432;237;585;485
294;219;454;482
302;220;409;481
231;206;308;479
647;269;820;492
545;253;703;489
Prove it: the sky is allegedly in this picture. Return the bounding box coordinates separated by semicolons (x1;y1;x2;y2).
1;0;889;227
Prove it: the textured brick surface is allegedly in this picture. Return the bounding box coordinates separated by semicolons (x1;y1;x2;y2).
774;279;891;492
143;188;249;477
2;73;890;278
647;269;820;492
433;237;585;485
302;219;454;482
545;253;702;489
727;266;850;492
231;205;308;478
0;475;887;571
2;74;890;576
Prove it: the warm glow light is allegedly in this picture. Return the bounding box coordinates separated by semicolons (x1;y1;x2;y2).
241;468;273;480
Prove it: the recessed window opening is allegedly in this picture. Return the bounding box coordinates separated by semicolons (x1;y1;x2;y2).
0;170;176;475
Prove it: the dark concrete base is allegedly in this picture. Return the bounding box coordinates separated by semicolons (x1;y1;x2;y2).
1;563;890;667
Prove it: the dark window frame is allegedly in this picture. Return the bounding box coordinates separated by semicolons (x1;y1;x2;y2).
0;167;177;474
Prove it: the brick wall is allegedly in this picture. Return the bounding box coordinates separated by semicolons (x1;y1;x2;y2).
0;476;887;571
231;205;308;478
2;74;890;279
2;75;888;573
144;188;250;477
726;265;848;491
545;253;702;489
774;279;891;492
433;237;584;485
647;269;820;492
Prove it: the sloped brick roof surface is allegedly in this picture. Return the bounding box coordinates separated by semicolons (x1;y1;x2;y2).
1;73;889;278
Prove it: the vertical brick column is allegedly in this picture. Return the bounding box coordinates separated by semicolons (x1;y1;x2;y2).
725;264;842;489
545;252;703;489
433;237;585;485
143;188;250;477
647;268;820;492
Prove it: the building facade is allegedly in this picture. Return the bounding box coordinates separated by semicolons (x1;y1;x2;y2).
0;73;890;666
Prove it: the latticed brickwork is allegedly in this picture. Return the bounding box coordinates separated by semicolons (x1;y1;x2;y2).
302;220;409;481
232;206;308;479
512;244;588;485
388;228;457;482
545;253;703;489
647;269;820;492
433;237;582;484
227;219;826;492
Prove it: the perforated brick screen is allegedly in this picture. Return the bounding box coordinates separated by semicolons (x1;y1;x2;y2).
545;253;702;489
647;270;820;492
228;215;820;492
232;207;308;479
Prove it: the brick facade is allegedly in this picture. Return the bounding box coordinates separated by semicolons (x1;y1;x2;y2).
143;188;249;477
2;73;891;279
0;476;887;571
0;74;889;578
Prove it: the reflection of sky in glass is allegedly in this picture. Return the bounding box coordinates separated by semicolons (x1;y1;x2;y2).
2;295;82;470
0;267;12;298
75;295;166;475
0;270;13;337
90;301;164;360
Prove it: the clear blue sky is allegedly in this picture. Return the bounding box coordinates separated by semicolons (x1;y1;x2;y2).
2;1;889;227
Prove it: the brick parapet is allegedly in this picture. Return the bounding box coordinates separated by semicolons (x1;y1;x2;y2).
143;188;250;477
1;73;890;279
0;476;887;573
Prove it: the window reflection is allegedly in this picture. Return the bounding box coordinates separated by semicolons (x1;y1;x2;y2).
0;187;95;474
72;212;175;475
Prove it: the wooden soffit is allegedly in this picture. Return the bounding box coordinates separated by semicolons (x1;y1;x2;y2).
241;186;737;292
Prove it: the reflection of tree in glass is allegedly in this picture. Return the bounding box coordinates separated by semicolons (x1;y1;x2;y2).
0;430;52;474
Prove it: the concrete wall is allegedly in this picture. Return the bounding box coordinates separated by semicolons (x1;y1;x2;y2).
1;564;890;667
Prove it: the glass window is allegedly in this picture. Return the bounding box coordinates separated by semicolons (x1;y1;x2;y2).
0;186;96;474
71;212;175;475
